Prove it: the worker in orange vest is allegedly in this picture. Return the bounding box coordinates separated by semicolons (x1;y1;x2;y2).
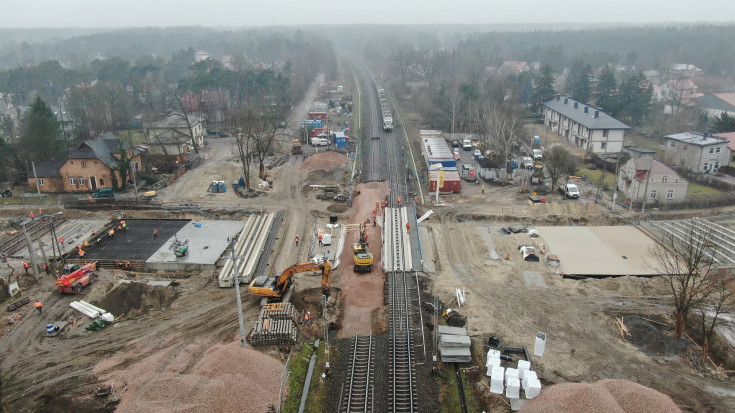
397;196;401;205
29;212;35;219
318;235;323;247
406;223;410;233
34;300;43;314
305;312;311;326
23;262;29;273
78;249;85;258
295;235;300;246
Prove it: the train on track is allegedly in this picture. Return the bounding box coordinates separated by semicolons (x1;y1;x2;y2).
377;82;394;132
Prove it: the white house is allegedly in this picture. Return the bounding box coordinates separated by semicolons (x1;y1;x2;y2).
543;96;630;154
144;112;205;157
618;158;688;204
663;131;731;174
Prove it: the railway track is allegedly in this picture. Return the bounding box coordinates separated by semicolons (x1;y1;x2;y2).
339;334;376;412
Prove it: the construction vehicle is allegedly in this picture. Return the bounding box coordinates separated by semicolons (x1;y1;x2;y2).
353;223;374;272
174;246;188;257
56;261;98;294
291;139;302;154
249;260;331;302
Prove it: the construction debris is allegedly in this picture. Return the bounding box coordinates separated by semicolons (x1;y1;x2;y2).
247;303;298;346
615;317;632;341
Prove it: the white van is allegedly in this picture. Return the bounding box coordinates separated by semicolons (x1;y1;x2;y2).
462;139;472;151
310;137;329;146
559;183;580;199
532;149;543;161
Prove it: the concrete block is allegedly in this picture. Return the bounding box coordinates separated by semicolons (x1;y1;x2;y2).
525;379;542;399
505;367;519;383
522;371;537;390
509;397;526;411
485;356;501;369
490;368;504;394
517;359;531;379
506;377;520;399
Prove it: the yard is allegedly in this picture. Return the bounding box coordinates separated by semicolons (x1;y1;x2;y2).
686;182;722;197
576;167;617;189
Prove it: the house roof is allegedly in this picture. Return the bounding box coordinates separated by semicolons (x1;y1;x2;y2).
714;93;735;108
630;158;680;183
499;61;527;73
663;131;727;147
145;130;191;144
691;94;735;113
33;160;65;178
715;132;735;151
623;145;657;154
68;132;133;169
544;96;630;130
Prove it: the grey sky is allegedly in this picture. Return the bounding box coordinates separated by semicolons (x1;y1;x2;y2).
3;0;734;28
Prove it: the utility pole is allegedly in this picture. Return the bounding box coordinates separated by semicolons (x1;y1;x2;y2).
641;161;653;214
231;239;247;348
22;222;39;281
32;161;42;203
131;162;139;201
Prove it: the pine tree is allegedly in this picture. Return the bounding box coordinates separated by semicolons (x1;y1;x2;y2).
618;71;653;125
595;65;618;115
572;64;593;103
710;112;735;133
531;65;556;111
20;96;66;162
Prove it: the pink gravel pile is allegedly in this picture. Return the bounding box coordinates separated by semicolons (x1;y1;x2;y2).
300;151;348;171
521;379;680;413
104;340;284;413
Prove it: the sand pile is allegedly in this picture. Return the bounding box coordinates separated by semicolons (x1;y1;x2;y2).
300;151;348;171
96;282;178;317
102;340;284;413
521;379;680;413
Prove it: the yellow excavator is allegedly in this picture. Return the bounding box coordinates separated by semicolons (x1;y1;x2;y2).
249;260;331;302
353;223;374;272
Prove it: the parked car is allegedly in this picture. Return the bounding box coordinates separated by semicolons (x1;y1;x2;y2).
452;140;461;148
558;183;580;199
92;188;115;198
473;149;482;158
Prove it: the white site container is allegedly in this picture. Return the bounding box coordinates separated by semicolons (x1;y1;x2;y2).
517;360;531;380
490;367;505;394
534;332;546;357
522;370;538;390
506;377;520;399
525;379;542;399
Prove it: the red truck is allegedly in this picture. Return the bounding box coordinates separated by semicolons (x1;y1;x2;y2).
56;261;98;294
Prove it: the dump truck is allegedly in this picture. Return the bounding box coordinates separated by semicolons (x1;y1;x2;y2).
291;139;302;154
56;261;98;294
353;223;373;272
249;260;331;302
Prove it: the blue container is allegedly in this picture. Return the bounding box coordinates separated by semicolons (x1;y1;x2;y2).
534;136;541;145
210;181;220;193
218;181;226;193
46;323;54;334
510;160;518;170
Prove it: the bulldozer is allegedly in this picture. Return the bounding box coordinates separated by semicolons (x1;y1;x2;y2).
353;223;374;272
249;260;331;303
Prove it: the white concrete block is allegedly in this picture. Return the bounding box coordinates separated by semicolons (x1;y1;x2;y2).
506;377;520;399
525;378;542;399
509;397;526;412
505;367;519;383
490;369;504;394
534;332;546;357
486;349;501;360
522;371;537;390
517;360;531;379
485;356;501;369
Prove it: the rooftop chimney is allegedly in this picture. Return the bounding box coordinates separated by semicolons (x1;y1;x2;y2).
564;97;569;104
584;106;589;113
574;102;578;109
556;94;561;101
594;110;600;118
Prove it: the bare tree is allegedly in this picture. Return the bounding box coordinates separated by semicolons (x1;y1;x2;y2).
238;106;284;180
166;86;201;154
436;82;464;134
546;145;576;191
650;224;721;338
662;76;696;115
391;47;416;83
696;268;735;358
477;101;526;183
229;108;255;192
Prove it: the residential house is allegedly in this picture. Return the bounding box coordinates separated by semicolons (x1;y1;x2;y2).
28;133;142;193
669;63;703;77
691;93;735;118
642;70;661;85
194;50;211;62
618;158;688;204
663;131;731;174
623;145;657;159
498;61;528;76
656;77;702;114
181;91;228;123
144;112;205;156
543;96;630;154
220;55;235;70
714;132;735;163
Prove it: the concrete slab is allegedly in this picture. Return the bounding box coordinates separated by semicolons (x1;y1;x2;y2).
535;226;661;277
522;271;548;289
15;219;108;260
84;219;190;261
438;325;468;336
146;220;246;272
418;226;436;273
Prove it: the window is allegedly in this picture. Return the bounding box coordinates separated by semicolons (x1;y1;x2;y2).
99;178;105;186
602;129;609;138
650;189;657;199
709;148;715;154
78;177;85;186
601;142;607;150
82;161;87;168
667;190;674;199
716;147;722;153
133;161;139;171
69;177;76;185
704;163;709;171
683;144;688;151
715;162;720;170
662;175;668;183
670;141;676;148
38;178;45;185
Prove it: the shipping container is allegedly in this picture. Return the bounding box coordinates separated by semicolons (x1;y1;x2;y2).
429;170;462;193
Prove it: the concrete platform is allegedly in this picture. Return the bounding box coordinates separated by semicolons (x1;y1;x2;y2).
146;220;246;272
536;226;661;277
13;219;108;260
83;219;190;261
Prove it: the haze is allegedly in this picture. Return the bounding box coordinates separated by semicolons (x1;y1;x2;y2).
4;0;735;28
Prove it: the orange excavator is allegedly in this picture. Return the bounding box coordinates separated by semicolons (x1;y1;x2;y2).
248;260;331;302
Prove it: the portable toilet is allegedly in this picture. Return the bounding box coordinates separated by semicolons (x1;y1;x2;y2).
210;181;220;193
218;181;226;192
333;131;346;148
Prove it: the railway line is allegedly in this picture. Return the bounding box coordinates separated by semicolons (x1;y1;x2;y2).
339;334;376;412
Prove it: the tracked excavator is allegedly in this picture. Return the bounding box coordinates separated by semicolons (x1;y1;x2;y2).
249;260;331;303
353;223;374;272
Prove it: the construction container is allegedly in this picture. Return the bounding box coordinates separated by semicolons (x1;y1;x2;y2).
333;131;346;148
429;170;462;193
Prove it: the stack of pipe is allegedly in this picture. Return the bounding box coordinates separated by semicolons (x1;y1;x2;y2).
70;300;114;321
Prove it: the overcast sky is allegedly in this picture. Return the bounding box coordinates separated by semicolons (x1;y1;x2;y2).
3;0;734;28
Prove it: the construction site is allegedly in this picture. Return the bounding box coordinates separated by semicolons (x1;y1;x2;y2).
2;67;735;413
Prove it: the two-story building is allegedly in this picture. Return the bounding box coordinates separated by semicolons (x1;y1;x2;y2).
618;158;688;204
543;96;630;155
662;131;731;174
144;112;205;156
29;133;142;193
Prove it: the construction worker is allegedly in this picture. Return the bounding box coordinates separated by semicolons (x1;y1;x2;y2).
34;300;43;314
153;228;158;239
42;262;49;274
29;211;35;219
84;240;89;247
318;235;323;247
397;196;401;206
481;186;485;194
125;261;132;270
23;262;29;273
295;235;300;246
121;221;127;231
406;223;411;233
305;312;311;326
59;236;65;245
373;216;377;227
78;249;85;258
108;229;115;237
